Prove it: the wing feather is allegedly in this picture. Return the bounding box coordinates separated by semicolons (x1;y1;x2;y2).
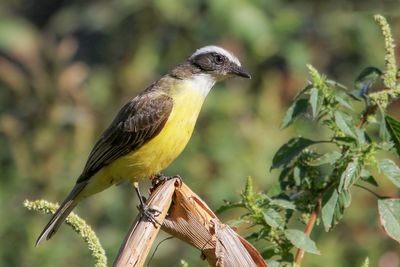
77;92;173;182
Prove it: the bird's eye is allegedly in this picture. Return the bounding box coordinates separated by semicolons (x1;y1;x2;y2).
214;54;224;65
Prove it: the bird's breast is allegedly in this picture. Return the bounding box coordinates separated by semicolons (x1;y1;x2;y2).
105;82;208;181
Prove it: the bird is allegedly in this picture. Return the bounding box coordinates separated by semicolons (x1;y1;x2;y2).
36;45;251;245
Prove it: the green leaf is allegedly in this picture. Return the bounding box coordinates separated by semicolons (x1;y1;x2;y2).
280;99;309;129
271;138;317;169
340;189;352;209
355;128;370;145
284;229;320;255
226;219;246;227
334;92;353;110
361;168;378;187
360;257;369;267
333;136;357;144
322;187;350;232
385;115;400;156
326;79;347;90
265;260;280;267
309;87;320;118
378;109;390;142
334;111;357;139
293;165;302;186
261;246;278;260
263;208;284;228
378;198;400;244
270;199;296;210
321;188;339;231
308;151;341;166
216;202;244;214
338;160;361;192
294;84;313;100
379;159;400;188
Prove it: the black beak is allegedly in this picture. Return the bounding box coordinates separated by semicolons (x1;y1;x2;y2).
230;65;251;79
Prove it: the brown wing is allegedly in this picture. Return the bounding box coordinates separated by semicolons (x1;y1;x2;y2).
77;92;173;182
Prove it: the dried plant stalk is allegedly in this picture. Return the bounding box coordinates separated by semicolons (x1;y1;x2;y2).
114;177;267;267
162;181;267;267
113;178;177;267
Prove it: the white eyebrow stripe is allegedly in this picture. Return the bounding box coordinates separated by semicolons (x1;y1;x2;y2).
189;45;241;66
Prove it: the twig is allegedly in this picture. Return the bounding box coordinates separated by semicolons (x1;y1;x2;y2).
294;197;322;266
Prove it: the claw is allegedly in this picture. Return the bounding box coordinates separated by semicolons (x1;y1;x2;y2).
139;206;162;227
134;182;162;227
151;174;183;188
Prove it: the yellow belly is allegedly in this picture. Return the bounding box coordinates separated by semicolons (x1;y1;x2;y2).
84;85;206;195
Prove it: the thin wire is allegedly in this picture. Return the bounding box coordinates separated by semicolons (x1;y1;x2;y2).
148;236;175;266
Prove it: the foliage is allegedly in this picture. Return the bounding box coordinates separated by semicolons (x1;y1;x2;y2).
219;14;400;266
24;200;107;267
1;1;400;266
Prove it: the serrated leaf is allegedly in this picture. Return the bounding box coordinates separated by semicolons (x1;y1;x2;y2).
334;92;353;110
308;151;341;166
326;79;347;90
280;99;309;129
321;188;339;231
355;128;370;145
270;199;296;210
271;138;317;169
294;84;313;100
284;229;320;255
322;187;349;232
334;111;357;139
378;198;400;244
385;115;400;156
340;189;352;209
338;160;361;192
379;159;400;188
309;87;320;118
263;208;284;228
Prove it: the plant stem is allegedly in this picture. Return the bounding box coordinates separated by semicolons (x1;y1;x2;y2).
356;105;377;129
294;197;322;266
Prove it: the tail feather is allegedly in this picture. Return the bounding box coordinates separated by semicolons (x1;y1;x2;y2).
36;182;86;246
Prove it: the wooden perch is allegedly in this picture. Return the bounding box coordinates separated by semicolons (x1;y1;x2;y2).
113;177;267;267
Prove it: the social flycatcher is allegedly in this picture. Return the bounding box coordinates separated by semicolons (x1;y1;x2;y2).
36;46;250;245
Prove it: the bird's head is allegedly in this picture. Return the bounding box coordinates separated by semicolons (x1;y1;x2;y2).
188;46;251;81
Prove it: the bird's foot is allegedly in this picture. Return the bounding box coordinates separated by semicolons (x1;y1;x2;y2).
139;205;162;227
133;182;162;227
151;173;182;187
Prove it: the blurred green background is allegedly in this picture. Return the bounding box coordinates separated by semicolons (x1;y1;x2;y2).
1;0;400;266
